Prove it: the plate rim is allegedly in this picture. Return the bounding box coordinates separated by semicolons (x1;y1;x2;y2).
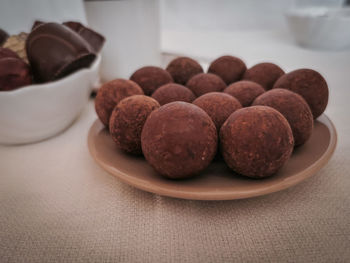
88;114;337;201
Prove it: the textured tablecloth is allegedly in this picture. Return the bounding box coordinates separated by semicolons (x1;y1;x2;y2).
1;30;350;262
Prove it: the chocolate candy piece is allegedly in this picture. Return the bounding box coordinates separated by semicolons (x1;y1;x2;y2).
0;57;32;91
166;57;203;85
151;83;195;105
193;92;242;131
243;62;284;90
109;95;160;155
220;106;294;178
0;47;20;60
186;73;226;97
224;80;265;107
0;28;9;46
26;22;96;82
63;21;105;53
273;68;328;119
141;102;218;179
130;66;173;95
208;55;246;85
3;32;28;63
95;79;144;126
31;20;45;31
253;89;313;146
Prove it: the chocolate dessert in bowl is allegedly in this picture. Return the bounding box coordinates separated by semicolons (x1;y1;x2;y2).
0;22;104;144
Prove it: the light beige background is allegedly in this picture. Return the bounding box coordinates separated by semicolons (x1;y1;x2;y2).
1;29;350;262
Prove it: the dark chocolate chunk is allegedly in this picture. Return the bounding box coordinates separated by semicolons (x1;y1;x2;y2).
26;22;96;82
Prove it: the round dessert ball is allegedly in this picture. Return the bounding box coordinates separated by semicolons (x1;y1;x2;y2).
243;62;284;90
130;66;173;95
151;83;196;105
224;80;265;107
253;89;313;146
220;106;294;178
95;79;144;126
141;102;218;179
109;95;160;155
207;55;247;85
186;73;226;97
273;68;328;119
192;92;242;131
166;57;203;85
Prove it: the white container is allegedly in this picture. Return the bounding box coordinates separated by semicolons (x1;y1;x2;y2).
0;55;101;145
84;0;161;81
286;7;350;50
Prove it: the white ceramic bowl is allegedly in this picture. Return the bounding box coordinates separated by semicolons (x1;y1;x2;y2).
0;55;101;144
286;7;350;50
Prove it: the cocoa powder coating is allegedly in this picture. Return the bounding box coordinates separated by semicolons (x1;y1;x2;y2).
243;62;284;90
141;102;218;179
186;73;226;97
253;89;313;146
151;83;196;105
220;106;294;178
130;66;173;95
224;80;265;107
95;79;144;126
193;92;242;131
109;95;160;155
166;57;203;85
207;55;246;85
273;68;328;119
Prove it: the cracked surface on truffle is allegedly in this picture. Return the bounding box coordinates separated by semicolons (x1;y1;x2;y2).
253;89;313;146
243;62;284;90
208;55;246;85
151;83;196;105
273;68;328;119
166;57;203;85
109;95;160;155
141;102;217;179
130;66;173;95
220;106;294;178
224;80;265;107
193;92;242;131
186;73;226;97
95;79;144;126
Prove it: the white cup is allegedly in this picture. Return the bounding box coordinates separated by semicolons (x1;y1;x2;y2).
84;0;161;82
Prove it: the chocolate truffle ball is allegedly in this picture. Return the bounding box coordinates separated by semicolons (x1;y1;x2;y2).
273;68;328;119
186;73;226;97
220;106;294;178
151;83;196;105
252;89;313;146
207;55;246;85
166;57;203;85
0;57;32;91
130;66;173;95
224;80;265;107
243;62;284;90
141;102;217;179
193;92;242;131
109;95;160;155
95;79;144;126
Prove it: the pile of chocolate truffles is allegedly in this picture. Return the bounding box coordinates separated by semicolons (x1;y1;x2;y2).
0;21;104;91
95;55;329;179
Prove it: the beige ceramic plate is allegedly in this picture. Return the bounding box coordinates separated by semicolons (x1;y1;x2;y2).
88;115;337;200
